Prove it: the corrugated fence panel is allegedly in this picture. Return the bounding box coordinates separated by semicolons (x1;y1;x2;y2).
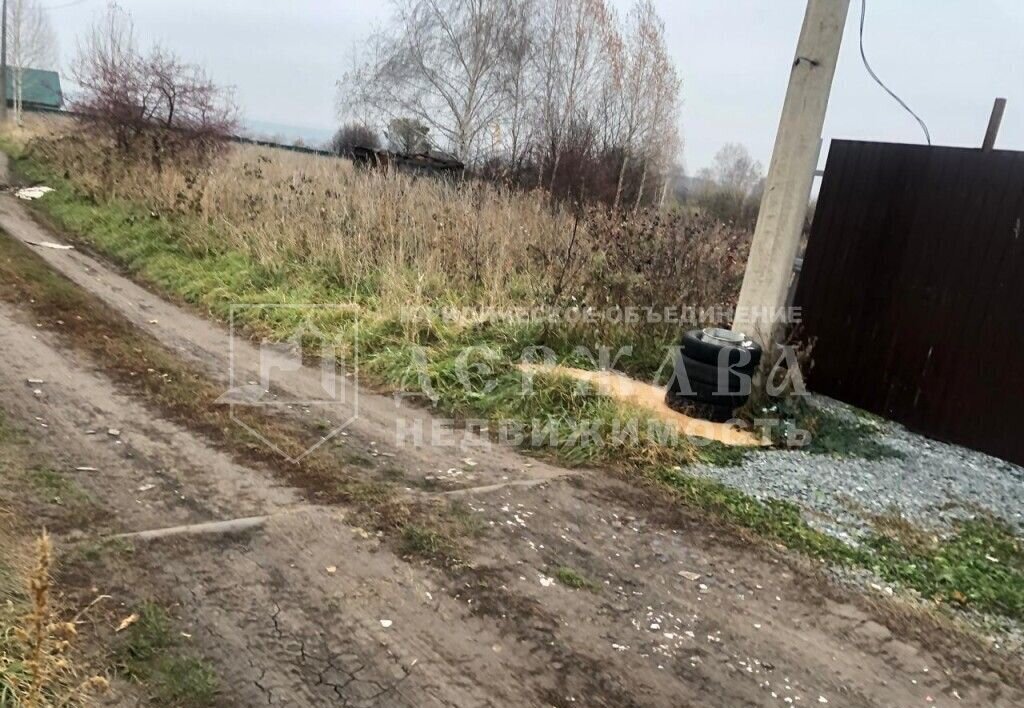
795;140;1024;465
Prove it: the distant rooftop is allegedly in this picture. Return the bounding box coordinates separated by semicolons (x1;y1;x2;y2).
5;68;63;110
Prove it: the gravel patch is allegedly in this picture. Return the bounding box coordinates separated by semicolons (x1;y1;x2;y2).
691;396;1024;542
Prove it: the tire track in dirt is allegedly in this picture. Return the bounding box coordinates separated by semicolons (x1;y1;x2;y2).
0;305;560;707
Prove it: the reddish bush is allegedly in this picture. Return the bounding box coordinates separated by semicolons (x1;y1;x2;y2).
70;4;237;169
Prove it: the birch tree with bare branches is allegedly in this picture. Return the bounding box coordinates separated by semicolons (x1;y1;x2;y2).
342;0;515;162
606;0;679;210
7;0;57;125
339;0;681;209
533;0;615;190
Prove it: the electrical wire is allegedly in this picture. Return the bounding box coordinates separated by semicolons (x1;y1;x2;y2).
858;0;932;145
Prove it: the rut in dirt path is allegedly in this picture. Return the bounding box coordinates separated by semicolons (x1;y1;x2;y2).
2;186;1023;707
0;303;540;707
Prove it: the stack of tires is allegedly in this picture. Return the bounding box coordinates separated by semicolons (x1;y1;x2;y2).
665;328;762;422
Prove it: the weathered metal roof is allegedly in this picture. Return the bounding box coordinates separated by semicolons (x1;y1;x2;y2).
5;68;63;109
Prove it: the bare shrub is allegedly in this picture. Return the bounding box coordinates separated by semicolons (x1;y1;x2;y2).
330;123;381;156
529;205;751;370
569;208;750;316
70;3;237;170
505;122;653;208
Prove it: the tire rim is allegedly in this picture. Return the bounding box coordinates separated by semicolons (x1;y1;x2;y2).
701;327;743;345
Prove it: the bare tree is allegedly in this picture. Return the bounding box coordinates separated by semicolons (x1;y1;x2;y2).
7;0;57;125
338;0;682;209
695;143;764;226
71;3;237;167
534;0;614;190
495;0;536;172
386;116;430;153
703;143;762;195
606;0;679;210
341;0;514;162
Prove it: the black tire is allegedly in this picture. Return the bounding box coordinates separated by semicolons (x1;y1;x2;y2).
667;374;749;409
679;329;762;374
672;349;749;389
664;390;737;422
689;382;748;408
706;404;736;423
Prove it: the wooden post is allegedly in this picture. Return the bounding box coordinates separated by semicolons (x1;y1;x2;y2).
731;0;850;347
982;98;1006;151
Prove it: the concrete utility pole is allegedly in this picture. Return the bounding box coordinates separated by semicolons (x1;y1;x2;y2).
1;0;7;124
731;0;850;347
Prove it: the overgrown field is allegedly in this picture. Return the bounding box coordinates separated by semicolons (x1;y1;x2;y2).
3;116;759;468
3;118;1023;626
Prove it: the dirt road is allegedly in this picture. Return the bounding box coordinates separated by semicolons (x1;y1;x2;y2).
1;187;1021;706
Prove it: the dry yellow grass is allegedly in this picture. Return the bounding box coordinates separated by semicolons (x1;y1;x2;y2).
14;114;749;341
0;415;109;707
0;527;109;707
22;116;572;312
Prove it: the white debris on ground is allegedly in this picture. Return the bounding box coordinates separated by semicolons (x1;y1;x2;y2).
26;240;73;250
15;185;54;200
690;395;1024;542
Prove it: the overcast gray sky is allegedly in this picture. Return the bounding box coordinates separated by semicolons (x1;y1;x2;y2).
46;0;1024;172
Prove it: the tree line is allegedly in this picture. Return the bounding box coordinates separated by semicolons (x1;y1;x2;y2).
52;0;770;227
338;0;682;210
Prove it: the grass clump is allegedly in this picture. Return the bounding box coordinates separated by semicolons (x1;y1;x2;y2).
801;406;903;460
865;519;1024;619
651;465;860;563
553;566;596;591
66;537;135;566
398;502;484;565
652;461;1024;621
23;468;92;509
0;415;93;520
0;412;109;706
749;392;903;461
399;525;457;562
113;602;217;707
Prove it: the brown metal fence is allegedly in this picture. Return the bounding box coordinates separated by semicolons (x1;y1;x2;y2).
794;139;1024;465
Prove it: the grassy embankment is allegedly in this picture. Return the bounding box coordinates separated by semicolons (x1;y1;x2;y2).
1;123;1021;624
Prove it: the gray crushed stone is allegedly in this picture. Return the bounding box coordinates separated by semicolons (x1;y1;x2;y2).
689;396;1024;543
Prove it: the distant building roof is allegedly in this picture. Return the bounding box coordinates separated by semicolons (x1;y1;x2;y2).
5;68;63;110
350;145;464;175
